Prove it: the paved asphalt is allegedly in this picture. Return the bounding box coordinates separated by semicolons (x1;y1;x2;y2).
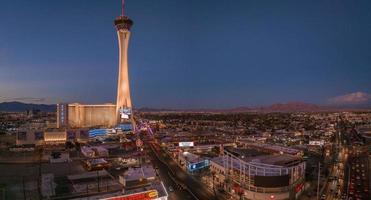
148;147;196;200
148;143;218;200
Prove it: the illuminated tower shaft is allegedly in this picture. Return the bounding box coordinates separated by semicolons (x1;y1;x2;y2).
115;14;134;125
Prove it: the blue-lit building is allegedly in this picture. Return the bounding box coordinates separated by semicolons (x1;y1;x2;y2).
88;128;116;138
178;152;210;172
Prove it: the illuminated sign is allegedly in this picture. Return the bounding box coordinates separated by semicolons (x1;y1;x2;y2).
187;159;210;172
119;107;132;115
295;183;304;193
309;140;324;146
121;113;129;119
102;190;158;200
88;129;111;137
179;142;194;147
136;139;143;147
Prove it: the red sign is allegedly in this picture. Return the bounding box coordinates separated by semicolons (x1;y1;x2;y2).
136;139;143;147
103;190;158;200
233;183;244;194
295;183;304;193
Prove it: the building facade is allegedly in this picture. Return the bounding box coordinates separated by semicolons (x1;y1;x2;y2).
210;151;306;200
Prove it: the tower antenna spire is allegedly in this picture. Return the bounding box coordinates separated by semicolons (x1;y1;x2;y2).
121;0;125;16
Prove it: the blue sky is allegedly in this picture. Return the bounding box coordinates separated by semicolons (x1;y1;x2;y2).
0;0;370;108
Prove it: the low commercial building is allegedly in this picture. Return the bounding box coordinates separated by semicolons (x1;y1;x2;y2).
16;130;67;145
119;165;156;187
81;146;109;158
211;150;306;200
178;151;210;172
44;131;67;144
67;170;120;194
114;165;168;200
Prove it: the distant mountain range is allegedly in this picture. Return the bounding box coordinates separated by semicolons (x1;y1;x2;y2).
0;101;369;113
0;101;56;112
138;101;370;113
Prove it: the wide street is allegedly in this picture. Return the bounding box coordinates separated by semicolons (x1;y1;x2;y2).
148;142;217;200
147;144;196;200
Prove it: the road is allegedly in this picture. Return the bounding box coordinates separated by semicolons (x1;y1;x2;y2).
148;142;218;200
147;145;196;200
346;148;369;200
322;129;348;200
322;120;370;200
324;147;347;200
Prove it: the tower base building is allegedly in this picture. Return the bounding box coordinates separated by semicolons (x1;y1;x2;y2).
56;2;135;130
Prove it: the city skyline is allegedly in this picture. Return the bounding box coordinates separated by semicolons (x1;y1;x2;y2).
0;2;370;200
0;0;370;109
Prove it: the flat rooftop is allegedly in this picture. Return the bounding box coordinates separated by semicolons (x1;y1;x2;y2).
124;165;156;182
245;143;301;155
245;154;303;167
225;147;268;158
212;153;303;169
180;151;204;163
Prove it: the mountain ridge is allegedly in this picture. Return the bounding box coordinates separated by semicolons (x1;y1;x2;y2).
0;101;369;113
0;101;56;112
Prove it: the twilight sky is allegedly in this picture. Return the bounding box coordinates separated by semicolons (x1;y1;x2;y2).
0;0;370;108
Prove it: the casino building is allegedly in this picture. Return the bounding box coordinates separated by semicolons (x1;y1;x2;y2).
57;103;117;128
57;2;135;130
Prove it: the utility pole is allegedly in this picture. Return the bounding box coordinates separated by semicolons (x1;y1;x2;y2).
317;162;321;200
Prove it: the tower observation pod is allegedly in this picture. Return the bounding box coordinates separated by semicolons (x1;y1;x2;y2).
115;0;135;131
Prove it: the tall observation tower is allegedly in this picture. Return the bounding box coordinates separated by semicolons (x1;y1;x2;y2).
115;0;134;128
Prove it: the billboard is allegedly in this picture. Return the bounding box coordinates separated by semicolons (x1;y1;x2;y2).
179;142;194;147
102;190;158;200
88;129;110;137
309;140;324;146
254;175;290;188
